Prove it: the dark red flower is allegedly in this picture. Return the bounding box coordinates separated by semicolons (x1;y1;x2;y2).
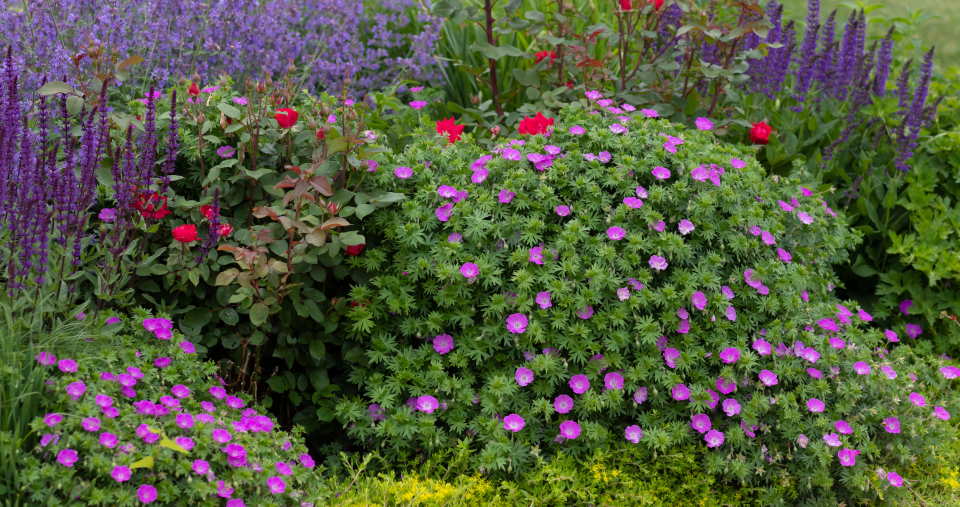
649;0;664;9
274;108;299;129
619;0;632;10
748;121;773;145
315;128;326;140
200;204;217;220
435;117;465;144
216;223;233;237
134;192;171;220
188;82;200;96
534;51;557;64
518;112;555;136
345;243;365;256
172;224;199;243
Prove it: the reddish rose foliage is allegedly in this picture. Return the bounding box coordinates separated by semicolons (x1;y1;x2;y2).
748;121;773;145
518;112;555;136
435;117;465;144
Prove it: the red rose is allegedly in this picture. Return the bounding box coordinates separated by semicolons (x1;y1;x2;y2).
345;243;365;256
435;117;465;144
748;121;773;145
619;0;631;10
315;128;326;140
216;223;233;237
649;0;664;9
565;80;575;89
134;192;170;220
188;82;200;96
172;224;199;243
199;204;217;220
274;108;299;129
534;50;557;64
518;112;555;136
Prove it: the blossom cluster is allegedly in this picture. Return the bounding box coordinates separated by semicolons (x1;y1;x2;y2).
24;312;320;505
340;92;959;500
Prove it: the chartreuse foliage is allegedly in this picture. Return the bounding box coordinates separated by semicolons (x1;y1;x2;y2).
339;101;960;502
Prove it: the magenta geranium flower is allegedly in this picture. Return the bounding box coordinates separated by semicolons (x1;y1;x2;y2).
606;226;626;240
718;347;740;364
609;123;627;134
722;398;741;417
909;392;927;407
569;374;590;394
934;406;951;420
559;420;581;440
823;433;842;447
624;425;643;443
752;339;772;356
569;125;586;135
662;347;680;369
554;394;574;414
671;383;690;401
677;219;695;235
515;367;535;386
433;334;455;355
758;370;778;387
555;205;571;216
136;484;158;504
887;471;904;487
212;428;232;444
498;189;516;203
535;291;552;309
503;413;526;432
56;448;78;467
506;313;528;334
192;459;211;475
43;413;63;427
435;203;454;222
111;465;132;483
393;166;413;179
81;417;101;432
529;246;544;265
690;414;712;434
57;358;78;372
576;306;594;319
880;365;898;379
837;448;860;467
648;255;668;271
834;420;853;435
651;166;671;180
603;372;624;390
704;429;724;448
460;262;479;279
415;395;439;414
716;377;736;394
852;361;871;375
266;476;286;495
940;366;960;379
905;323;923;339
807;398;825;413
623;197;644;208
694;117;714;130
882;417;901;434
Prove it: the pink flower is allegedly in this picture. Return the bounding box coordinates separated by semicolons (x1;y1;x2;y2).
690;413;712;433
662;347;680;369
852;361;871;375
554;394;574;414
632;387;648;404
56;448;79;467
569;374;590;394
433;334;455;355
716;377;736;395
609;123;627;134
722;398;741;417
603;372;624;390
882;417;901;434
415;395;439;414
694;117;714;130
887;471;904;487
569;125;585;135
671;383;690;401
57;358;78;373
623;197;644;208
823;433;841;447
99;432;118;448
752;339;772;356
43;413;63;427
640;108;659;118
837;448;860;467
934;406;951;420
192;459;211;475
515;367;535;386
212;429;232;444
559;420;581;439
704;429;724;448
651;166;671;180
606;226;626;240
625;425;643;443
905;323;923;339
409;100;427;109
776;248;792;263
576;306;594;319
719;347;740;364
678;219;695;235
648;255;668;271
137;484;158;503
266;476;286;495
909;392;927;407
834;420;853;434
506;313;528;334
939;366;960;379
111;465;132;482
758;370;778;386
535;291;552;309
555;205;571;217
460;262;479;279
503;414;526;432
498;189;516;203
807;398;825;413
393;166;413;179
528;246;544;265
81;417;101;432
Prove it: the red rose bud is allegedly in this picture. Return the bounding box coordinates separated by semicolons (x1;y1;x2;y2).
435;117;465;144
619;0;632;10
518;112;555;136
274;108;299;129
315;128;326;140
326;201;339;214
216;223;233;237
188;82;200;96
199;204;217;220
345;243;365;256
565;80;575;89
748;121;773;145
172;224;200;243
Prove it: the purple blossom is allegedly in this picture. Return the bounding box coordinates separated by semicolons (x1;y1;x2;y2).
651;166;671;180
576;306;594;320
606;226;626;240
882;417;901;434
506;313;528;334
535;291;553;309
460;262;479;279
554;394;574;414
823;433;842;447
568;125;585;135
934;406;951;420
569;374;590;394
393;166;413;179
678;219;695;235
671;383;690;401
433;334;454;355
137;484;158;503
624;425;643;443
722;398;741;417
694;117;714;130
807;398;825;413
603;372;624;390
909;392;927;407
837;448;860;467
415;395;439;414
555;205;571;217
528;246;544;265
503;413;525;432
515;367;535;387
56;448;78;467
632;387;648;404
758;370;778;386
498;189;516;203
559;420;581;440
690;414;712;433
716;377;736;395
704;429;724;448
648;255;668;271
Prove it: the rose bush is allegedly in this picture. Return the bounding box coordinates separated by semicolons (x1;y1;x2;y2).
338;94;960;502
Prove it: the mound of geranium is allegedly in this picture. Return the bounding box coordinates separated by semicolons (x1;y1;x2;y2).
337;93;960;502
21;310;321;505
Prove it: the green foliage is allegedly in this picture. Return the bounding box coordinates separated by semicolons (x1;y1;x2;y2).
338;102;960;502
17;308;323;506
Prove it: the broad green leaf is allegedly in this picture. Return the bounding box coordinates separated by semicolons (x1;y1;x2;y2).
249;302;269;327
218;103;242;119
37;81;76;96
130;456;154;469
159;437;188;454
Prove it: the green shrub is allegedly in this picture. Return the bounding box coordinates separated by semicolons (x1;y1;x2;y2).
18;309;322;506
338;99;960;502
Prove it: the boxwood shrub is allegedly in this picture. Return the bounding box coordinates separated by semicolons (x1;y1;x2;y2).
339;98;960;502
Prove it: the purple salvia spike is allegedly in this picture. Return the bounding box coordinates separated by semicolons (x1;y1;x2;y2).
874;29;894;96
793;0;820;105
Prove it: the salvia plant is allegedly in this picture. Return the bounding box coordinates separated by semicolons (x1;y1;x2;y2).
20;310;322;505
0;0;441;97
338;94;960;502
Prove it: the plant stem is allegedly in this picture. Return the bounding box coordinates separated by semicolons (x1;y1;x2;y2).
484;0;503;118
